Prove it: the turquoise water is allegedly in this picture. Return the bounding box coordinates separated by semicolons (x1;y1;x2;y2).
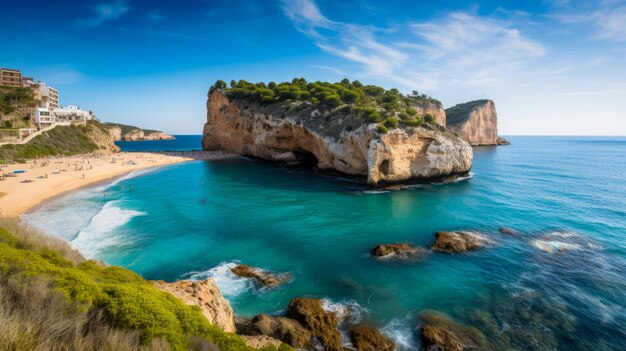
24;136;626;350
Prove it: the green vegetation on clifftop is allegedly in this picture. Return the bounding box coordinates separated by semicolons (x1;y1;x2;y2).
103;122;162;135
211;78;442;131
0;218;291;351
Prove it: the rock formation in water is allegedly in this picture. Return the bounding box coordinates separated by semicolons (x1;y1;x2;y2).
104;122;175;141
202;82;473;186
420;310;486;351
237;314;314;349
230;264;291;287
152;279;236;332
370;243;427;259
349;325;396;351
286;298;346;351
445;100;509;146
432;231;489;253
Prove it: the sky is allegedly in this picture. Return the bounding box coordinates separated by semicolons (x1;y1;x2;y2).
2;0;625;135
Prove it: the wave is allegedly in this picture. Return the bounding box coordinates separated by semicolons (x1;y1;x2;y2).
381;317;419;351
70;200;146;258
183;261;252;298
531;231;599;253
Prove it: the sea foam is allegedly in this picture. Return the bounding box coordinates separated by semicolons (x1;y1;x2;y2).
184;261;252;298
71;200;146;258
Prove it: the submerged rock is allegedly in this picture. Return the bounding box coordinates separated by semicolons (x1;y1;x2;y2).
237;314;314;350
202;89;472;186
446;100;507;146
370;243;427;259
432;231;488;253
230;264;290;287
499;227;516;235
286;298;347;351
420;310;486;351
349;325;396;351
152;279;236;332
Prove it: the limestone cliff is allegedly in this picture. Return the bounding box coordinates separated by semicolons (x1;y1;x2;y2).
104;123;175;141
153;279;236;332
445;100;508;146
202;90;472;186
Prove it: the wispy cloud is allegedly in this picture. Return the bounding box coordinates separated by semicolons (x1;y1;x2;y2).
76;0;130;28
550;1;626;42
281;0;545;90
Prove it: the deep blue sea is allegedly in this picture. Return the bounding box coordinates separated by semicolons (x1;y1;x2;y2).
24;136;626;350
114;135;202;152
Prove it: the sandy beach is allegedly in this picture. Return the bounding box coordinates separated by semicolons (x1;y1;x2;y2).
0;151;235;218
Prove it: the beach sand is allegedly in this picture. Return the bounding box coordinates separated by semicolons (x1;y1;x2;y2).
0;151;235;218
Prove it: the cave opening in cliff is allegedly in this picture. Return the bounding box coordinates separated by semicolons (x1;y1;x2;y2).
293;149;319;168
379;160;390;175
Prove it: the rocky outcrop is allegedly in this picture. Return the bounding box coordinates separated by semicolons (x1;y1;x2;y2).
122;130;175;141
241;335;282;349
152;279;236;332
349;325;396;351
202;90;472;186
416;103;446;127
420;311;486;351
370;243;426;259
104;123;175;141
237;314;314;349
230;264;291;288
446;100;508;146
432;231;489;253
286;298;346;351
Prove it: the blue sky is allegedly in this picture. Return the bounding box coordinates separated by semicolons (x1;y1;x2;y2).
2;0;625;135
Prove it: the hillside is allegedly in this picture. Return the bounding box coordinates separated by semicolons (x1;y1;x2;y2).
103;122;175;141
0;120;119;162
0;217;290;351
445;100;509;146
203;78;472;186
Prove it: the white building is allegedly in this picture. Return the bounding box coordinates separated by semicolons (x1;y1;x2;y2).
53;105;94;124
34;107;55;129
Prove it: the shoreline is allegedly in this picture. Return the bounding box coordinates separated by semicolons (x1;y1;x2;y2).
0;151;237;218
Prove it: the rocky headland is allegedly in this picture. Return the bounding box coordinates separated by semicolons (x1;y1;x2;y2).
446;100;509;146
104;122;175;141
202;79;473;186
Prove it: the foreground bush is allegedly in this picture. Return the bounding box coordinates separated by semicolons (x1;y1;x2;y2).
0;218;290;351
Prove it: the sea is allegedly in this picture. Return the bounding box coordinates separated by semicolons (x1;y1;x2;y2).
23;135;626;350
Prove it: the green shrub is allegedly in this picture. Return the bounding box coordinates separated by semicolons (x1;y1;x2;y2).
405;117;423;127
424;113;435;124
384;117;398;128
377;125;388;133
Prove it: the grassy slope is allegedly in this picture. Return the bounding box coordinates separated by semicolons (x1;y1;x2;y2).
0;218;291;351
103;122;162;135
0;120;115;162
445;100;489;126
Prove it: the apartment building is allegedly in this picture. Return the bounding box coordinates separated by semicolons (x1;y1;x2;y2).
0;68;23;87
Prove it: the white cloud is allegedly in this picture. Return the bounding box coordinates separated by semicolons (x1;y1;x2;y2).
76;0;130;28
281;0;545;90
550;1;626;41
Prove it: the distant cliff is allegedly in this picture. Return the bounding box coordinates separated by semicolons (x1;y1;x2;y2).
202;79;472;186
445;100;509;146
104;122;175;141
